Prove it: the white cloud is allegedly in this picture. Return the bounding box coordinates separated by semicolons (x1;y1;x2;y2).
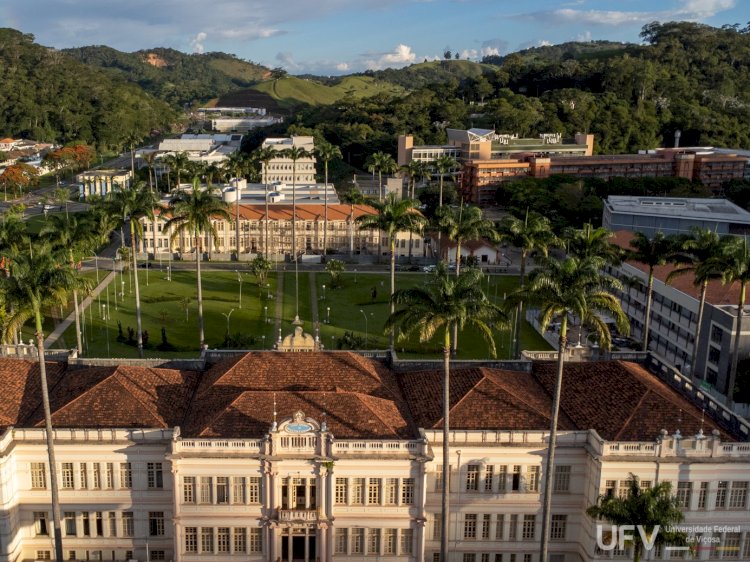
219;27;283;40
518;0;736;27
189;32;206;54
361;44;418;70
575;30;592;42
336;62;350;72
479;38;508;58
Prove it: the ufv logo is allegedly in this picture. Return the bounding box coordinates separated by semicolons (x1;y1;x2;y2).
596;525;660;551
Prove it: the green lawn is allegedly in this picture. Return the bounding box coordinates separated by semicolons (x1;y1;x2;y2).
61;269;278;358
56;268;552;359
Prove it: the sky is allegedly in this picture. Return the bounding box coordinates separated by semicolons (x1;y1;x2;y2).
1;0;748;75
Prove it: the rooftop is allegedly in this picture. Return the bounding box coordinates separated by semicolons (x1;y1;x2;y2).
0;353;740;441
606;196;750;223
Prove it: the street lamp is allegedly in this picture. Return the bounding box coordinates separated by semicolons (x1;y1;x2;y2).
360;309;368;348
221;308;235;334
236;270;243;309
322;284;326;301
326;306;330;325
264;305;268;324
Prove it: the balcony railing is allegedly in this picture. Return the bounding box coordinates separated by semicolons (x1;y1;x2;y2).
278;509;319;522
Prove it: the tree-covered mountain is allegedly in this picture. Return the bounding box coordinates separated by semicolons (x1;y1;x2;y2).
63;45;269;107
0;28;176;150
287;21;750;171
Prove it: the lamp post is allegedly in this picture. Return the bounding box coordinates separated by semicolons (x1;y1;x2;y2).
221;308;235;335
331;335;335;350
326;306;330;325
166;264;171;282
236;270;243;309
264;306;268;324
360;309;368;349
322;284;326;301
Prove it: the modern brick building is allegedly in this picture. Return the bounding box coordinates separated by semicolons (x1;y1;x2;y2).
1;352;748;562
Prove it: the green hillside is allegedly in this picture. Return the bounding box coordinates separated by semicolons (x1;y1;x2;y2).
0;28;175;149
250;75;405;107
370;59;499;88
63;46;268;107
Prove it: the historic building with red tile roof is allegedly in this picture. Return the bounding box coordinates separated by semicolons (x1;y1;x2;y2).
1;352;748;562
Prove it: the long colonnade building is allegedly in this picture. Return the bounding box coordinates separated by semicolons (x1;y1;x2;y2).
0;352;749;562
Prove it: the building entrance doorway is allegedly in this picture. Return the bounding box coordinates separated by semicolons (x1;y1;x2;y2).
280;532;316;562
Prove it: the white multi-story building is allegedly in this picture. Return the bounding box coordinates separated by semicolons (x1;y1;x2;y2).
609;230;750;406
0;352;748;562
138;204;427;259
261;137;317;185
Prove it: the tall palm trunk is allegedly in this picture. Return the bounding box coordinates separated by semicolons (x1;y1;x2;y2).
690;281;708;379
292;164;299;319
35;313;63;562
378;170;383;202
68;251;83;355
264;165;270;259
390;237;396;351
196;230;205;348
643;270;655;350
513;252;528;359
235;186;241;260
728;283;745;406
349;204;355;256
130;221;144;357
440;328;451;562
408;178;415;264
452;241;463;354
540;315;567;562
324;162;329;257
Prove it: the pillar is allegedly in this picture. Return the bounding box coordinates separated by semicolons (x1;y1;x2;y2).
287;531;292;562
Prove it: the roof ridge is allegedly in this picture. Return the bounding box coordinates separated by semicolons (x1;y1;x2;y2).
612;387;653;441
194;388;250;437
350;392;400;435
111;367;167;420
483;369;557;422
436;368;487;426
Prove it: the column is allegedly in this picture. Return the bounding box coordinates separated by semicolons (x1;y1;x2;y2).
416;459;428;562
305;478;311;510
267;527;276;562
287;532;292;562
318;469;326;514
304;531;309;562
318;526;328;562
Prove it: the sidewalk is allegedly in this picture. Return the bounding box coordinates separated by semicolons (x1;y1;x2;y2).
44;271;116;348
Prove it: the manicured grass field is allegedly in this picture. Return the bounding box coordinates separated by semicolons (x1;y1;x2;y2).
56;266;552;359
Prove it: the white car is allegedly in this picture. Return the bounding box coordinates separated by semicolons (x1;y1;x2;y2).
422;265;436;273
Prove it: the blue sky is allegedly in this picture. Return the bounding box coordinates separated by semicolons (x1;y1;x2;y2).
2;0;748;75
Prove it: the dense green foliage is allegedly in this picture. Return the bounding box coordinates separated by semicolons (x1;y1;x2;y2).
0;29;176;149
63;46;268;107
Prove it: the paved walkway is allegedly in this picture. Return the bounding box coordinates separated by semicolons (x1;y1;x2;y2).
45;270;116;348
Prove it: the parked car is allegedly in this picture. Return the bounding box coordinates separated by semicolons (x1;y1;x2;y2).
422;264;436;273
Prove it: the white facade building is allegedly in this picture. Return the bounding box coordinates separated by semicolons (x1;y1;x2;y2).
261;137;316;185
1;353;749;562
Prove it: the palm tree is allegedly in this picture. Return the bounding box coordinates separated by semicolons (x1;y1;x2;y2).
496;210;558;358
626;232;678;351
433;154;459;208
163;152;190;190
357;194;427;349
507;255;628;562
666;228;724;378
166;180;231;348
386;264;506;562
281;145;312;322
436;203;496;352
253;145;278;258
2;241;83;562
587;474;686;562
340;188;367;256
106;183;159;357
315;141;342;256
39;214;98;354
224;151;248;260
563;223;621;264
719;235;750;405
368;151;397;202
401;159;428;200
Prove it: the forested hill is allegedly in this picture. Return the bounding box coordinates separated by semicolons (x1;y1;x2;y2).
63;46;269;108
0;28;176;150
288;21;750;170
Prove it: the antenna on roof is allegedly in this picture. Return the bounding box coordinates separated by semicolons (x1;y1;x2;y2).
272;392;278;431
